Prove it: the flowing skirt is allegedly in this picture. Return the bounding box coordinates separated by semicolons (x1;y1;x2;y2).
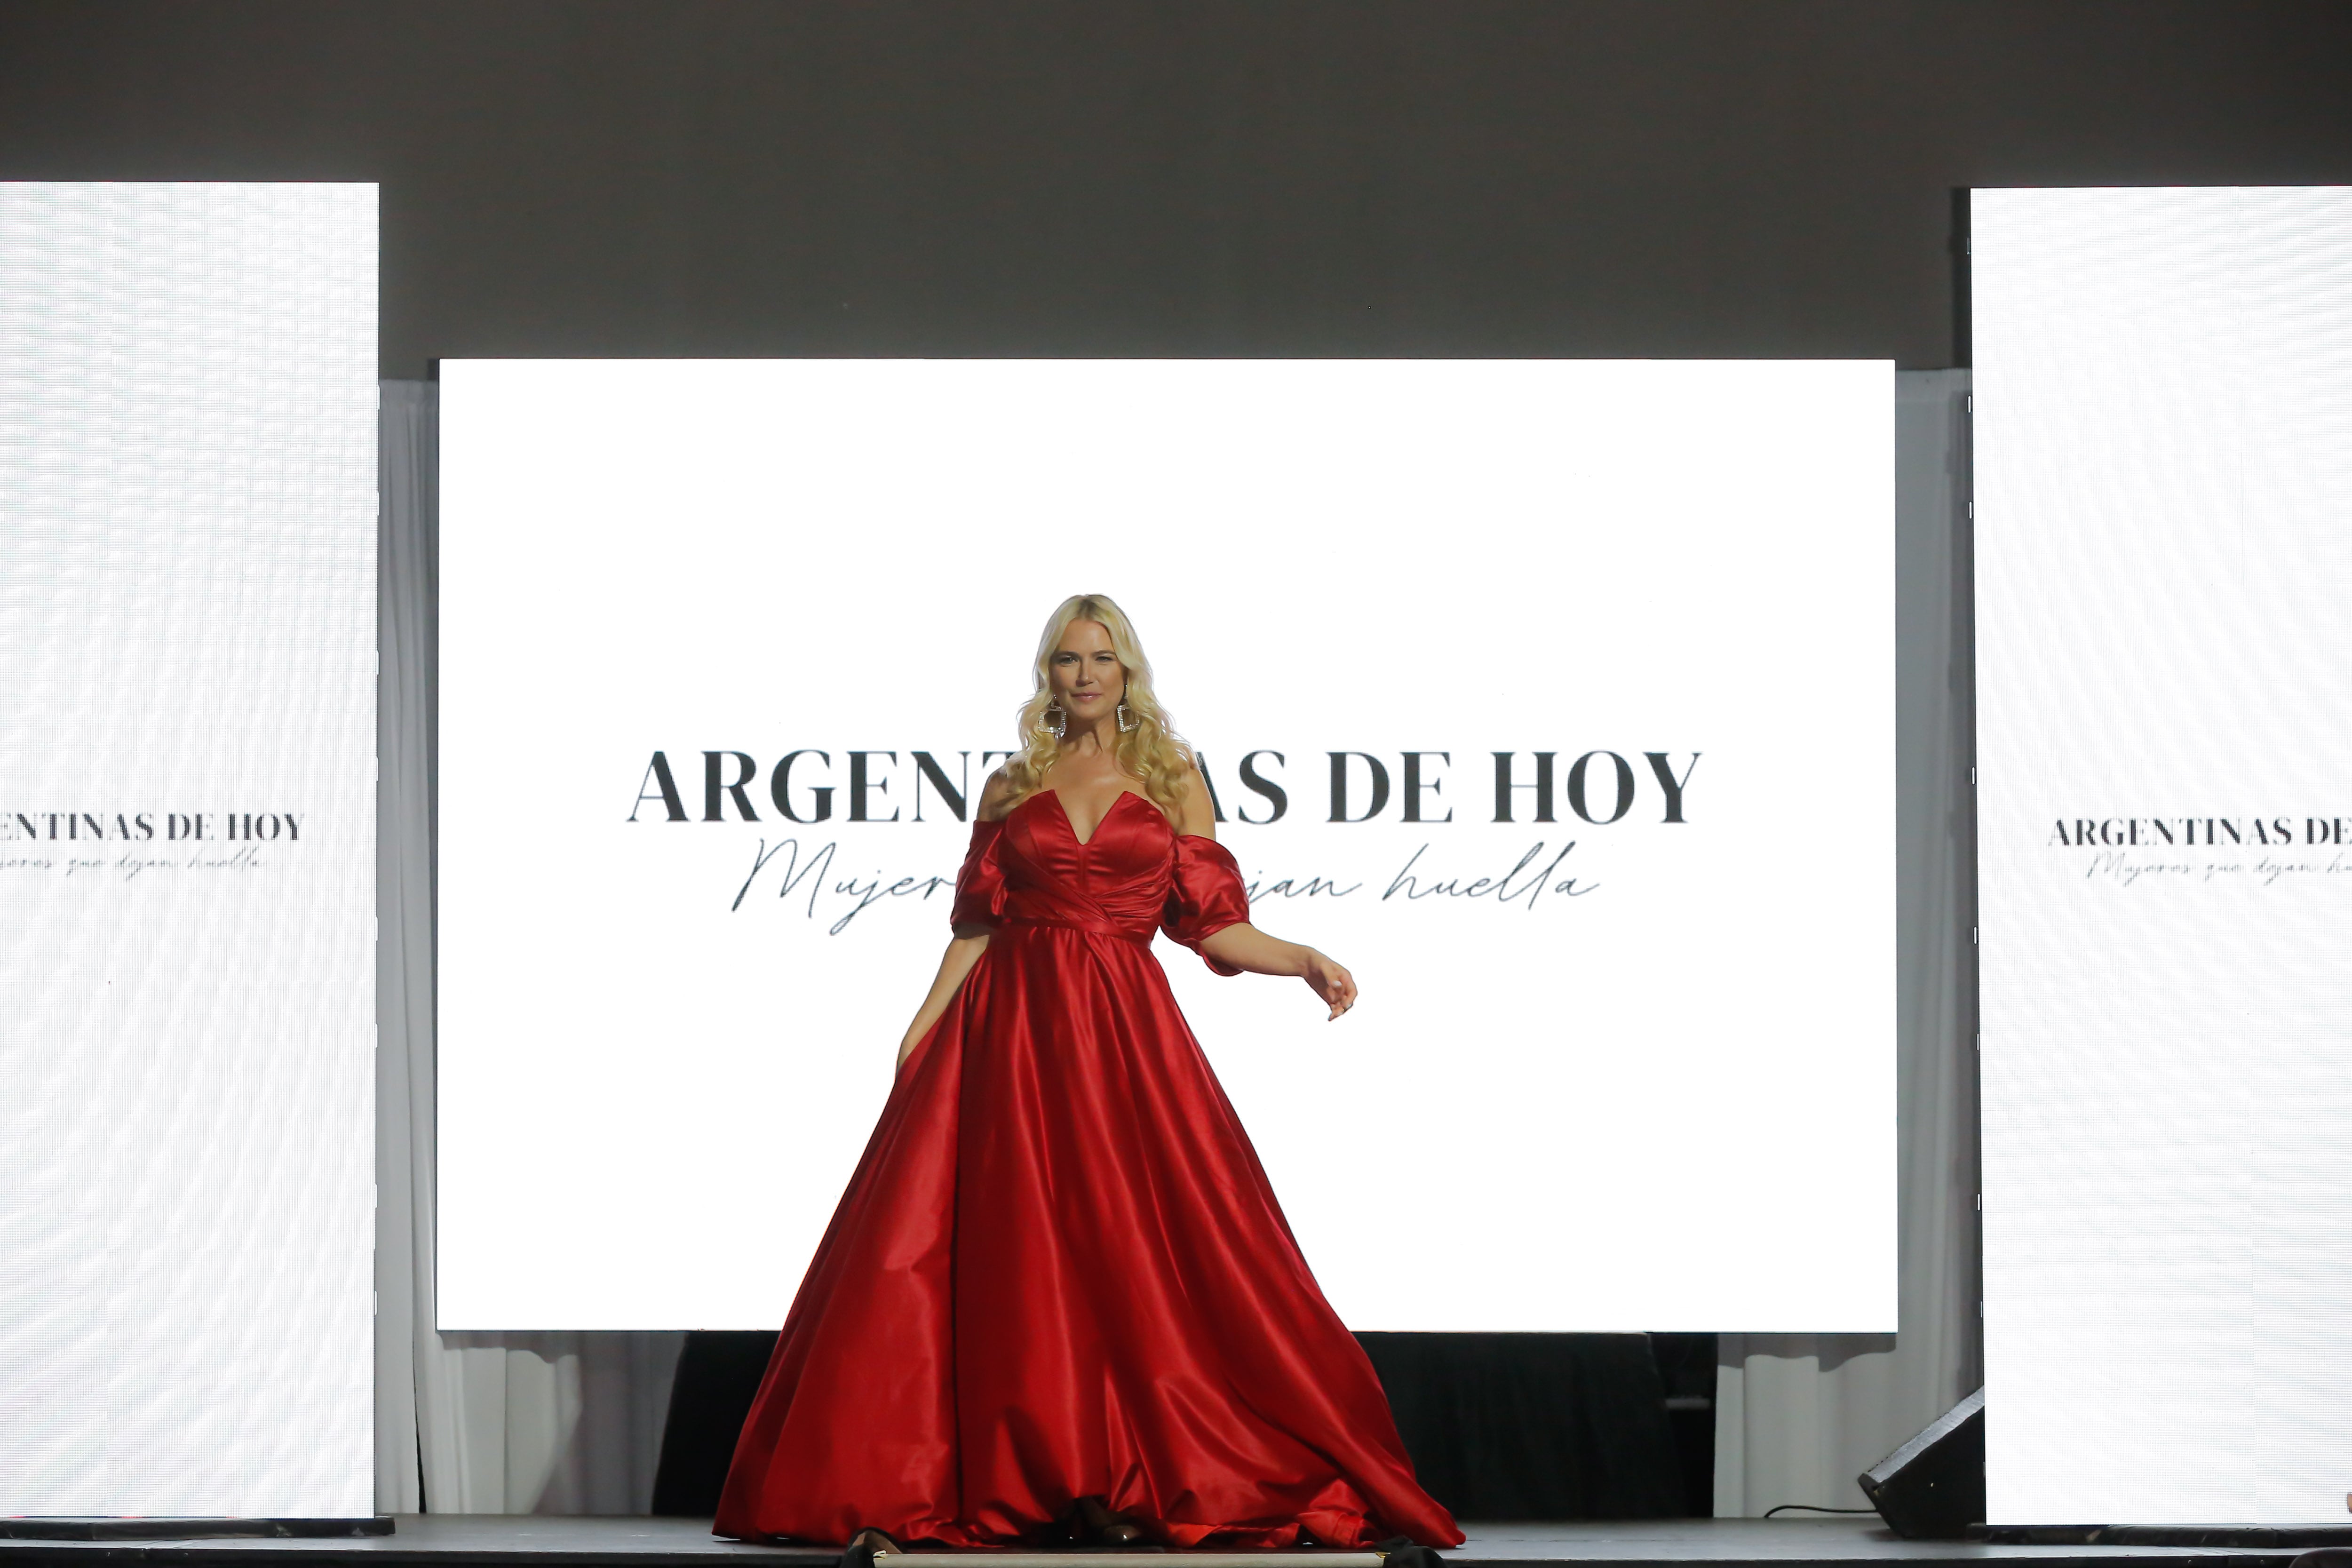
713;923;1462;1549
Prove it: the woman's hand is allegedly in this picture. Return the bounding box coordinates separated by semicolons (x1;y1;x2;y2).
897;930;992;1073
1300;949;1358;1021
1197;922;1360;1021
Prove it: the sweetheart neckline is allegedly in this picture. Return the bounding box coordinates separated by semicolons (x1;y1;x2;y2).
1041;786;1153;848
984;789;1222;850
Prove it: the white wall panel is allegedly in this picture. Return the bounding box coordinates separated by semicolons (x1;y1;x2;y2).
0;183;377;1516
1976;186;2352;1524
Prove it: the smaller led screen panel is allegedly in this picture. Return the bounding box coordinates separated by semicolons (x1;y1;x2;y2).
437;358;1897;1335
0;185;379;1515
1975;187;2352;1525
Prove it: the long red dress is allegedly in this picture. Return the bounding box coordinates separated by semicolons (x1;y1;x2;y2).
714;788;1462;1550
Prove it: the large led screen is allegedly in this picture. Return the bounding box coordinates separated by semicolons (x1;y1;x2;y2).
1977;187;2352;1523
0;183;377;1514
437;359;1894;1332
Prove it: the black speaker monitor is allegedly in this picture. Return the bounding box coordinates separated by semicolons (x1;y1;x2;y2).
1859;1388;1985;1540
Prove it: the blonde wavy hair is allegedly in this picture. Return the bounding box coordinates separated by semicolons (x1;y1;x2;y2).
1000;594;1197;812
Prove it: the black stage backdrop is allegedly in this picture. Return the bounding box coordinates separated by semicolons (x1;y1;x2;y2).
4;3;2350;378
650;1332;1709;1523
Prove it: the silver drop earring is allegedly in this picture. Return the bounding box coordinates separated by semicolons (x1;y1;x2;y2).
1044;703;1068;739
1116;698;1137;734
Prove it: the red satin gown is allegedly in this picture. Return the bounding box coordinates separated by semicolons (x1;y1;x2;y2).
714;788;1462;1550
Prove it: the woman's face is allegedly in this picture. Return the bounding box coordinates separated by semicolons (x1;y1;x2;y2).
1049;619;1125;724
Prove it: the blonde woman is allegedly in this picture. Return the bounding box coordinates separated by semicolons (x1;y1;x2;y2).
715;596;1460;1556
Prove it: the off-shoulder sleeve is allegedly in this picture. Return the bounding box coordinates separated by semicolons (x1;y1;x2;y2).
951;818;1008;929
1161;835;1251;976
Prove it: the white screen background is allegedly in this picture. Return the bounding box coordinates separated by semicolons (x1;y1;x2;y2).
437;359;1895;1334
1976;187;2352;1523
0;184;378;1515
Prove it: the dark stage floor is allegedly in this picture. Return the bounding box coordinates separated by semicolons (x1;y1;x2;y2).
0;1517;2323;1568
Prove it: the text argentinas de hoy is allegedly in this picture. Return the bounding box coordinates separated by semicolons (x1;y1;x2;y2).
626;748;1700;828
625;748;1699;935
0;811;302;878
3;810;305;843
2051;816;2352;848
2052;815;2352;893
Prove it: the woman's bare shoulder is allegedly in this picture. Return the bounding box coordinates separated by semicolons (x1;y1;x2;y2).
976;767;1019;823
1170;759;1217;840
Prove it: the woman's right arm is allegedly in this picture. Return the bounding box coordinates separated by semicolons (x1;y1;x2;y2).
897;927;991;1069
899;770;1016;1069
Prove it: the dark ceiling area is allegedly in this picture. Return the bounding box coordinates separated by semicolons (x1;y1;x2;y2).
4;0;2350;377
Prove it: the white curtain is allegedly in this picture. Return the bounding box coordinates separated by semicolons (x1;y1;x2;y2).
377;380;686;1514
1714;370;1982;1516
